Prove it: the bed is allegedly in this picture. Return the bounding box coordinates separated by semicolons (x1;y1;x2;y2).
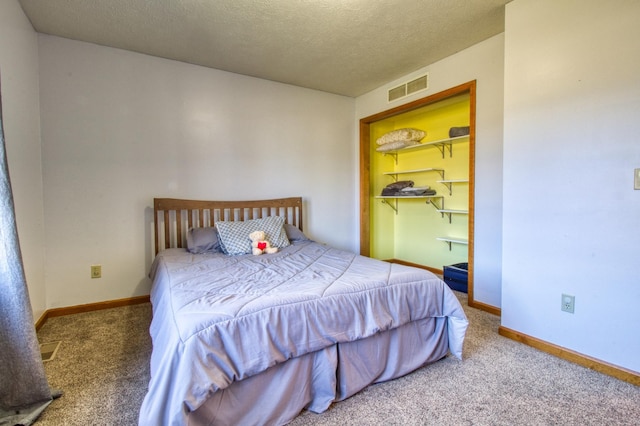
139;197;468;426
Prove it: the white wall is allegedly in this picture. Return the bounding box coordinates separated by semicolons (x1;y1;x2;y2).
0;0;47;319
356;34;505;309
503;0;640;372
38;36;355;308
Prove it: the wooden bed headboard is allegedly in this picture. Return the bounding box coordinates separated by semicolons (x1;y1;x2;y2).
153;197;303;255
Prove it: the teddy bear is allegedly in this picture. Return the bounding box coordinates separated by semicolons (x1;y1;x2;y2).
249;230;278;255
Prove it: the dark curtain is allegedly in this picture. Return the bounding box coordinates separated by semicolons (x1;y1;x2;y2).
0;80;56;424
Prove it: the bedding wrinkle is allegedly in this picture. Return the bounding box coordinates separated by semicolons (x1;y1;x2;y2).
319;248;358;298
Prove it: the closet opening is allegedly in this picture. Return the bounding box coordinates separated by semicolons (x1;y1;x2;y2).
359;81;476;304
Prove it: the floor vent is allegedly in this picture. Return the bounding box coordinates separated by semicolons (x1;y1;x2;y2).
40;341;61;362
388;73;429;102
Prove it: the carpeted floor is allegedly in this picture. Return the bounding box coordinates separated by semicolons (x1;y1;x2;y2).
35;292;640;425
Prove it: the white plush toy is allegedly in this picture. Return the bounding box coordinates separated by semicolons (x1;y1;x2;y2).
249;230;278;255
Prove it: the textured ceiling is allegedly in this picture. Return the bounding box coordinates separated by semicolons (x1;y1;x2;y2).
18;0;511;97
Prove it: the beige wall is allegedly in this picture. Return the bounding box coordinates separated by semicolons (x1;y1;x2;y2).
37;35;356;308
502;0;640;373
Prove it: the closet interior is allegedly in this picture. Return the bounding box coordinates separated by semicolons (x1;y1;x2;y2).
359;81;476;296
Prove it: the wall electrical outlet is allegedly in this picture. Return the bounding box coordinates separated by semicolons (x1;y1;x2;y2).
561;294;575;314
91;265;102;279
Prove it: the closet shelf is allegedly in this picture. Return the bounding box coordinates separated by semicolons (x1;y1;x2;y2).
436;236;469;251
375;195;443;214
437;179;469;195
436;209;468;223
384;168;445;180
384;168;445;175
382;134;469;160
375;195;443;199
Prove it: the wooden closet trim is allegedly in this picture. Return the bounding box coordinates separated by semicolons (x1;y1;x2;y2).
359;81;482;309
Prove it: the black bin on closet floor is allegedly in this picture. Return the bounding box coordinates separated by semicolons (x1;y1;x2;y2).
443;262;468;293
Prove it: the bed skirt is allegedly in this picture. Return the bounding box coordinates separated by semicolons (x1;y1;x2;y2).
188;317;449;426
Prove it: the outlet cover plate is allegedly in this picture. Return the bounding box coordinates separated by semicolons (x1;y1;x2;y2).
561;294;575;314
635;168;640;190
91;265;101;279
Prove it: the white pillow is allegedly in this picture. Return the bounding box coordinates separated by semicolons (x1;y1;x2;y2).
376;140;421;152
216;216;290;255
376;128;426;146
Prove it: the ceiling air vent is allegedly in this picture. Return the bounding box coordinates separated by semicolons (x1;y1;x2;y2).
388;73;429;102
388;85;407;102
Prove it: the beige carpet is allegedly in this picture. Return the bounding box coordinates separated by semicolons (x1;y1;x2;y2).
35;293;639;425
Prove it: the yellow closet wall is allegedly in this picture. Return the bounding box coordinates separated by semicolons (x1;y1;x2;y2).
369;93;470;271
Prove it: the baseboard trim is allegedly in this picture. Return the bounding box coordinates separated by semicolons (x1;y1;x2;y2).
35;295;150;331
499;326;640;387
469;299;501;316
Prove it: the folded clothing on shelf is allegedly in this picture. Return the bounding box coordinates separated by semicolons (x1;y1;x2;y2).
381;180;413;196
399;186;436;197
449;126;470;137
381;181;436;196
398;187;436;196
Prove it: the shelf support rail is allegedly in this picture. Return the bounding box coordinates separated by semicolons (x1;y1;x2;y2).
434;141;454;159
440;181;453;196
436;237;469;251
379;196;443;213
380;198;398;214
426;197;443;210
382;152;399;165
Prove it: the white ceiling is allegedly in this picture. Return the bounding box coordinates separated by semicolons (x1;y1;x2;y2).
18;0;511;97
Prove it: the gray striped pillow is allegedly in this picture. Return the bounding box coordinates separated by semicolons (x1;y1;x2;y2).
216;216;290;255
